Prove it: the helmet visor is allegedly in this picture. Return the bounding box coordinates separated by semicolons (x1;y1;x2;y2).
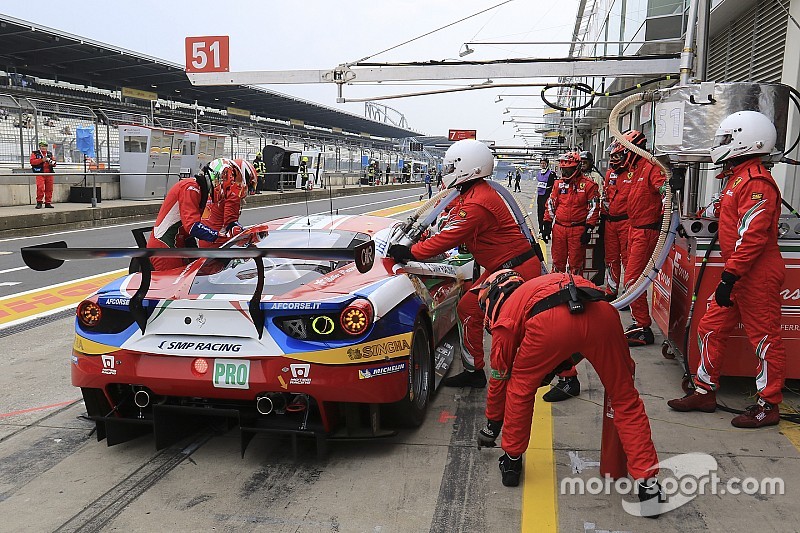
442;162;456;176
713;133;732;148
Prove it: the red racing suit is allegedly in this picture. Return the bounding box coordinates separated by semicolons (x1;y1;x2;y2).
625;159;666;328
30;149;56;204
603;168;633;296
544;174;599;274
694;159;786;404
485;274;659;479
412;179;542;371
199;177;247;248
147;178;219;271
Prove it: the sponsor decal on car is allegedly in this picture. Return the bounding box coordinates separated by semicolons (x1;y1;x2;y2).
269;302;322;310
358;362;407;379
157;340;242;352
100;297;131;306
287;333;414;365
101;354;117;375
289;363;312;385
347;338;412;360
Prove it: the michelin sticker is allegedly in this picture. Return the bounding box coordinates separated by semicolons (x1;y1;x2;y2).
358;362;407;379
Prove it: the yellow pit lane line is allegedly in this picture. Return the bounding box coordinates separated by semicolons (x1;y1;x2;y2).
522;389;558;532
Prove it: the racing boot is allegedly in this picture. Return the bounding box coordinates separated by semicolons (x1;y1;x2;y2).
498;453;523;487
477;419;502;448
667;389;717;413
442;369;487;388
542;376;581;402
636;478;664;519
731;397;780;428
625;324;655;346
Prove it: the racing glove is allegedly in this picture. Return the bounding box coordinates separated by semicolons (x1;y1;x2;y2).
225;222;245;237
714;270;738;307
580;225;594;246
477;419;502;449
387;244;416;263
541;221;552;242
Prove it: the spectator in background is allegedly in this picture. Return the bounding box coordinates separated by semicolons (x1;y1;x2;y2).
507;170;513;187
30;140;56;208
436;170;443;190
514;168;522;192
385;163;391;184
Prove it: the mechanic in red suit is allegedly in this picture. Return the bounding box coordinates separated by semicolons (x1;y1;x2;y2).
613;131;666;346
387;139;542;388
541;151;600;275
146;169;221;271
199;158;250;248
668;111;787;428
602;142;634;299
473;271;661;508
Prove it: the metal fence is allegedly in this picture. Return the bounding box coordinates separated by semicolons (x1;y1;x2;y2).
0;93;440;176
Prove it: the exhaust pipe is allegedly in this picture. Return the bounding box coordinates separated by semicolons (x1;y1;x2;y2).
256;395;274;415
256;393;289;415
134;389;151;408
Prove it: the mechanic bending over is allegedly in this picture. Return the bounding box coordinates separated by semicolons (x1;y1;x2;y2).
668;111;787;428
473;271;662;513
199;158;251;248
146;166;228;271
388;139;543;389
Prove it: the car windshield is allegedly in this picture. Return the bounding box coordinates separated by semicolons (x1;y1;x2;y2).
190;230;367;296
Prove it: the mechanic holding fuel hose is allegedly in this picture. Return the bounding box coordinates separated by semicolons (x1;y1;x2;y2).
472;270;662;516
668;111;787;428
388;139;543;388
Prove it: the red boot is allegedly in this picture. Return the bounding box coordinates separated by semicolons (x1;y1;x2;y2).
667;390;717;413
731;398;780;428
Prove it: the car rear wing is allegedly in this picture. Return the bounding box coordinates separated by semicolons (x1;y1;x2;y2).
21;239;375;338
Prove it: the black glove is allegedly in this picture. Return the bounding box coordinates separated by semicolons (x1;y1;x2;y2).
714;270;738;307
477;419;502;448
541;221;552;242
580;225;594;245
669;168;686;192
387;244;416;263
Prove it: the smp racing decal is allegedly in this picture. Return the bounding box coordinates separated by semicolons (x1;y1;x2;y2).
158;340;242;352
358;362;407;379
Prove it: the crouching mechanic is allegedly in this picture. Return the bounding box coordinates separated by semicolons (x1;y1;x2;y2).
146;169;224;271
199;158;251;248
387;139;543;388
474;271;661;509
668;111;786;428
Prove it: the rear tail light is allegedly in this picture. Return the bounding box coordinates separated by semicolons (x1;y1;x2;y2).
77;300;102;328
192;358;209;376
340;299;373;336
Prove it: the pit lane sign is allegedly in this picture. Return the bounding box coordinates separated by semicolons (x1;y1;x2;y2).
448;129;477;141
185;36;230;73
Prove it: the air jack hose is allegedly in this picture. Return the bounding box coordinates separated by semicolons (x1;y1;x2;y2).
396;188;459;246
607;91;676;310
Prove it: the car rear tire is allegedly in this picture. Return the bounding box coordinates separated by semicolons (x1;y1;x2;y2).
387;317;434;427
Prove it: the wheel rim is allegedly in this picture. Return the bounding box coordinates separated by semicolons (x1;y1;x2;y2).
410;327;431;410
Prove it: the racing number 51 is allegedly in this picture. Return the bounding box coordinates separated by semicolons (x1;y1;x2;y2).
185;36;230;73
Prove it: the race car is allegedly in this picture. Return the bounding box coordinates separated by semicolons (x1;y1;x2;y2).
22;214;473;454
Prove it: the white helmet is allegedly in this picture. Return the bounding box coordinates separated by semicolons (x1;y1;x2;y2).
710;111;777;164
441;139;495;189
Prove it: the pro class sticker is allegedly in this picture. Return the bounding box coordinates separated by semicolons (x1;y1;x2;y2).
358;362;407;379
213;359;250;389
